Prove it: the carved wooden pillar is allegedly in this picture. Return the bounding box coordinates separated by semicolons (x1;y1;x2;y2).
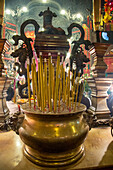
93;0;101;31
90;43;110;77
0;39;5;77
0;0;5;38
0;39;13;130
87;43;113;119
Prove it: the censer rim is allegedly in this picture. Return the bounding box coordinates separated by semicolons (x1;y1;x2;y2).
21;103;86;116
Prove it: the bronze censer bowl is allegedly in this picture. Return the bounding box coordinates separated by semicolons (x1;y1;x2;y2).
19;103;89;167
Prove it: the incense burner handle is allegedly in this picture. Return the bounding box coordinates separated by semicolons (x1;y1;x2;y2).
8;111;24;134
83;112;97;130
109;118;113;137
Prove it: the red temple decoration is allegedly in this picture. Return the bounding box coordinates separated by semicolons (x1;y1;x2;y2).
104;45;113;77
103;0;113;30
25;31;35;49
82;24;91;76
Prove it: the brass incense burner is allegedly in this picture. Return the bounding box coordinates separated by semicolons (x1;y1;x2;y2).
19;103;89;167
0;2;113;169
10;7;91;168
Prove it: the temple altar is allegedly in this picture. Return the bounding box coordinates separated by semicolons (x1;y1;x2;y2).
0;127;113;170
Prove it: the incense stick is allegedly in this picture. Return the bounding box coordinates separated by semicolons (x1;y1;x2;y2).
38;58;41;108
44;58;47;110
54;54;60;112
31;61;36;109
27;58;31;107
39;55;44;111
48;55;52;112
33;58;38;108
58;64;63;112
27;52;85;113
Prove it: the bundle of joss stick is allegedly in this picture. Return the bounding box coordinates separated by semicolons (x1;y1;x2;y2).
27;54;86;113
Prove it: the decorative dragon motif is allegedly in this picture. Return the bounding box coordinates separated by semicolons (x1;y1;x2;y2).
67;23;92;77
11;19;40;98
70;46;90;76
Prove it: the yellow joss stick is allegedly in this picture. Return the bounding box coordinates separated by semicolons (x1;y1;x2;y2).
60;64;63;99
74;71;81;111
61;56;64;100
71;68;73;97
39;57;41;110
51;63;55;100
31;62;36;109
54;55;60;112
33;58;38;108
48;55;52;112
72;70;76;109
27;58;31;107
63;66;66;105
66;68;70;108
68;70;71;112
58;66;61;109
43;71;45;110
56;55;60;112
58;84;61;112
58;65;63;112
45;58;48;110
68;69;70;108
44;58;47;109
39;55;44;112
42;58;45;112
69;69;71;109
65;75;68;107
38;58;41;107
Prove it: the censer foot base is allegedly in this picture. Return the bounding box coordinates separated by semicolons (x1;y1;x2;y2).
24;145;85;167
